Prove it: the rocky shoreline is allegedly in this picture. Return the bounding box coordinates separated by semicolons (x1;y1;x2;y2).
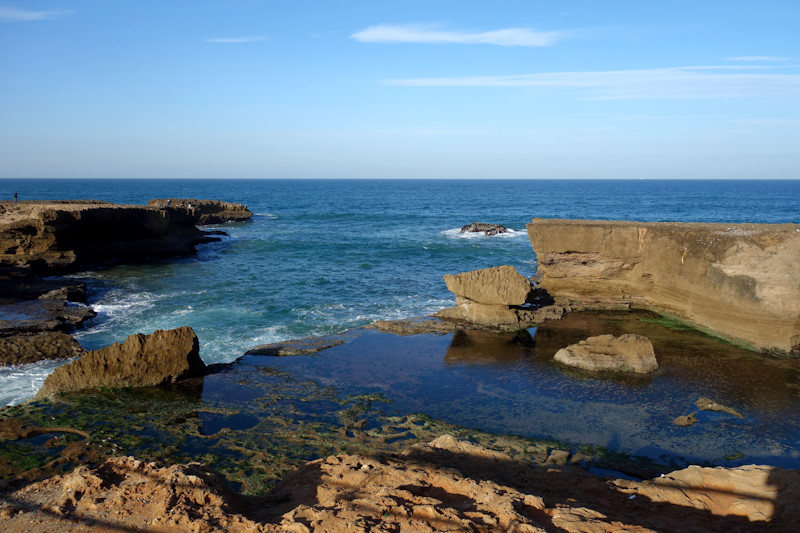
2;209;800;531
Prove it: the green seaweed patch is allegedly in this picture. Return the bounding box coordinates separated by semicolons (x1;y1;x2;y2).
639;312;755;351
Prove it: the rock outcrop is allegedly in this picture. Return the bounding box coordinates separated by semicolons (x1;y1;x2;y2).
554;333;659;373
0;332;86;366
527;219;800;353
35;327;205;398
436;265;571;327
460;222;508;235
147;198;253;225
0;201;218;273
4;436;800;532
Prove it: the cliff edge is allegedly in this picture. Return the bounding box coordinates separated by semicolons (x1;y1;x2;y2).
527;218;800;354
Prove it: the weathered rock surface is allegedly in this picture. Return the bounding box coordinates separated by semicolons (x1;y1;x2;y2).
461;221;508;235
0;200;218;273
554;334;659;373
35;327;205;398
527;218;800;353
4;436;799;532
443;265;534;305
436;266;573;327
148;198;253;225
0;332;86;366
0;299;95;335
245;334;346;356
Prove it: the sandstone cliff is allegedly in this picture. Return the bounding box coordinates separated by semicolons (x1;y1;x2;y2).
0;201;216;273
147;198;253;225
527;219;800;353
35;326;205;398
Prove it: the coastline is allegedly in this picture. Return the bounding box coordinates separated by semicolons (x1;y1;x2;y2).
2;196;800;530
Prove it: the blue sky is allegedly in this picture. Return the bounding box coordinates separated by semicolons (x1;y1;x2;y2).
1;1;799;179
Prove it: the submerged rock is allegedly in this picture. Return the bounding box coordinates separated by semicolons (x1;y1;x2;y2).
554;333;658;373
696;397;744;418
35;327;205;398
460;221;508;235
674;412;699;427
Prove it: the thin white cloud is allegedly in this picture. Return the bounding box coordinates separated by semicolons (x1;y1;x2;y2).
726;56;789;62
350;23;565;47
0;6;71;21
385;65;800;100
205;36;268;44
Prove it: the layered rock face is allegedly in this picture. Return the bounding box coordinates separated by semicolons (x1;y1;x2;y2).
0;201;213;273
35;327;205;398
527;219;800;353
147;198;253;225
554;334;658;373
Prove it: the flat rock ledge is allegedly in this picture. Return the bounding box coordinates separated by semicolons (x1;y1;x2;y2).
4;436;800;532
35;326;206;399
147;198;253;225
527;218;800;354
436;265;571;328
554;333;658;373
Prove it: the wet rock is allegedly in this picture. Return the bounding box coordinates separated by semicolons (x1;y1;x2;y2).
460;222;508;236
674;412;698;426
696;397;744;418
0;332;86;366
554;334;658;373
0;299;96;335
365;317;460;335
147;198;253;225
245;334;345;356
546;449;571;465
35;327;205;398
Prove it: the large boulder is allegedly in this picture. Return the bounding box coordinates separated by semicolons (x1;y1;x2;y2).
35;327;205;398
443;265;534;306
460;222;508;236
554;333;658;373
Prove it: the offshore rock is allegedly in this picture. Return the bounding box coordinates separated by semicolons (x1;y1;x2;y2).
0;200;215;273
35;327;205;398
527;218;800;353
460;221;508;235
148;198;253;225
554;333;658;373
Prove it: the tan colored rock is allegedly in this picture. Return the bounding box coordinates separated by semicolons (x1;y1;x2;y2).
554;334;658;373
35;327;205;398
527;218;800;353
443;265;534;305
0;332;86;366
615;464;800;525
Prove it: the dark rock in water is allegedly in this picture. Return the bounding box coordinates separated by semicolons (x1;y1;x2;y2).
246;334;345;356
460;222;508;236
147;198;253;225
0;299;95;335
35;326;206;398
0;332;86;366
0;265;86;303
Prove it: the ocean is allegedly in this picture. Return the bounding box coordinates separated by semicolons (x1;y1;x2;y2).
2;178;799;408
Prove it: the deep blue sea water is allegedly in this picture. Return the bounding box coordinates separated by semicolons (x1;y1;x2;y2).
2;179;799;408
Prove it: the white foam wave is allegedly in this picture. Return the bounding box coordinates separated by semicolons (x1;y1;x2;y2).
0;359;73;406
441;227;525;239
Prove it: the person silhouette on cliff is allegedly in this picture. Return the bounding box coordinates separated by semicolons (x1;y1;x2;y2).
13;192;18;204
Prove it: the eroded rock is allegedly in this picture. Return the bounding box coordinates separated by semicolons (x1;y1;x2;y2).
148;198;253;225
35;326;205;398
443;265;534;306
554;333;658;373
527;218;800;353
460;222;508;235
0;332;86;366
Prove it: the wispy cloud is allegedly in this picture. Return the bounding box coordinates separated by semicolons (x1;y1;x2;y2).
726;56;789;62
205;36;268;44
0;5;71;21
350;23;566;47
385;65;800;100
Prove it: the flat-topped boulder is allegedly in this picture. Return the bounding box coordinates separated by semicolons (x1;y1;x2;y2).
35;327;205;398
528;218;800;353
0;332;86;366
147;198;253;225
554;333;658;373
0;201;216;273
443;265;534;306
